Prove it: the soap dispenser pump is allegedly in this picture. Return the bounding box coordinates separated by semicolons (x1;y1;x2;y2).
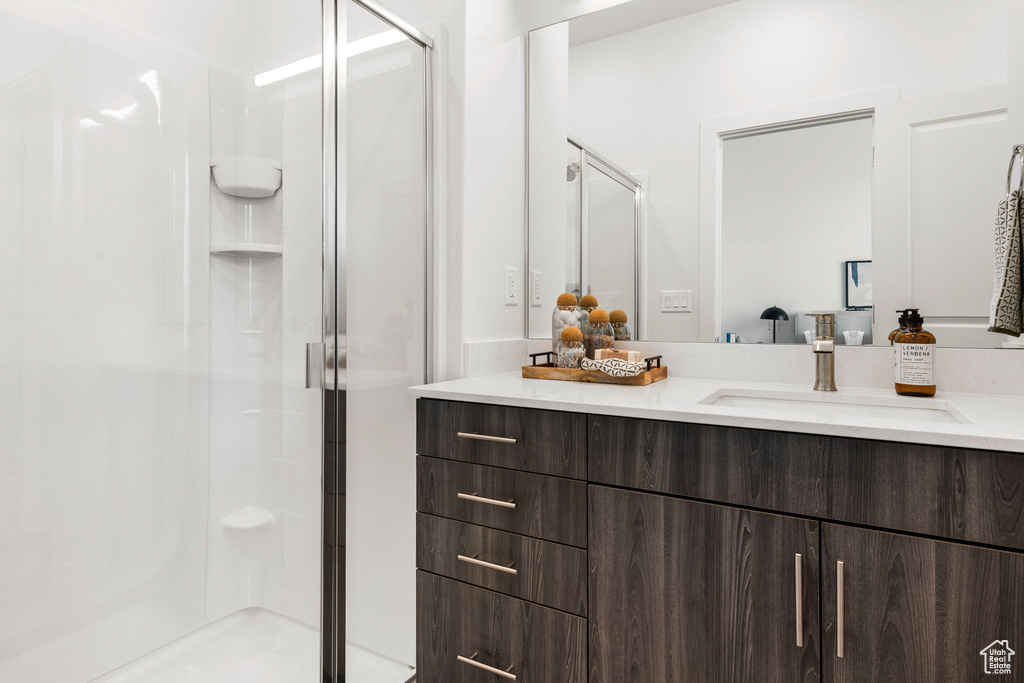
889;309;910;345
894;309;936;397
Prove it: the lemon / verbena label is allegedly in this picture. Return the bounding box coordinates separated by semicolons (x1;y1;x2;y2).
895;343;934;385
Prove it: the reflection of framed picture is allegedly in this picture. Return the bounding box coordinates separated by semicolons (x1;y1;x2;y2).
845;260;872;309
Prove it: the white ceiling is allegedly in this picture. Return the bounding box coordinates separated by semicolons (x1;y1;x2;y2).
568;0;743;46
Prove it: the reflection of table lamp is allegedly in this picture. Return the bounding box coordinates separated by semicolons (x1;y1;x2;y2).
760;306;789;344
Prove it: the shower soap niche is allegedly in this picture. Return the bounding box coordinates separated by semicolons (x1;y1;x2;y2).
211;156;282;198
221;505;275;531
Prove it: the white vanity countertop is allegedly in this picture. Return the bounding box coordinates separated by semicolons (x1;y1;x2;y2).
409;373;1024;454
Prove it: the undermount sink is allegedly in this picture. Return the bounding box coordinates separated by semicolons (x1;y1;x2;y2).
699;389;972;425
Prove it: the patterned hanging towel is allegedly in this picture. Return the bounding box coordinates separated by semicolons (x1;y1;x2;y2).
989;189;1024;337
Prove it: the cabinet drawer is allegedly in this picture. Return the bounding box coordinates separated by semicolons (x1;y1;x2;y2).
417;571;587;683
417;399;587;479
417;456;587;548
590;414;1024;551
417;513;587;616
589;415;827;518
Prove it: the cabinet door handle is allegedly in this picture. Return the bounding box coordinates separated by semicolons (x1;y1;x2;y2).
457;492;516;509
457;653;517;680
837;560;845;658
458;554;518;575
795;553;804;648
457;431;517;444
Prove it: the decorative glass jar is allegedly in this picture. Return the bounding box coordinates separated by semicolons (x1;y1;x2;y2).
556;326;585;369
609;309;632;341
551;293;581;353
578;294;599;329
583;308;615;359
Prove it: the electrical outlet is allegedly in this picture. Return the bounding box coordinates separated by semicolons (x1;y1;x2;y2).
661;290;692;312
531;270;543;306
505;266;519;306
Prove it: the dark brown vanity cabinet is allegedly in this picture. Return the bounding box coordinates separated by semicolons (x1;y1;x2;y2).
822;524;1024;682
415;399;1024;682
589;486;821;682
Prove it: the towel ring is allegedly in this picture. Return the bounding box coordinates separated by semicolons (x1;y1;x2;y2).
1006;144;1024;195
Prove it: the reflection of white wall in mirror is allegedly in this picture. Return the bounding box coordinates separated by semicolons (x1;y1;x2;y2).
720;118;873;344
561;0;1007;342
526;0;634;31
529;23;572;336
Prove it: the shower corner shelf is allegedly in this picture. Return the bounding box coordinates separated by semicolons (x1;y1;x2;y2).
221;505;275;531
210;242;283;258
211;156;282;198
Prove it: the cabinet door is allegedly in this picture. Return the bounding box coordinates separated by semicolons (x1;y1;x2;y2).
589;485;820;682
822;524;1024;681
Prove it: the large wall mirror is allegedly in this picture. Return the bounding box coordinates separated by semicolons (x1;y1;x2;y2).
527;0;1020;348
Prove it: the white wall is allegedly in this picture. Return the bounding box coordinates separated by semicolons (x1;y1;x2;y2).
528;22;572;335
564;0;1007;341
460;0;529;346
720;118;873;344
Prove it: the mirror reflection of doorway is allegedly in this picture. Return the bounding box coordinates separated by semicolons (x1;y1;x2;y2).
719;114;874;344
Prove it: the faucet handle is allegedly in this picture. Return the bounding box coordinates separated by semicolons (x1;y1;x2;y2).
804;313;836;340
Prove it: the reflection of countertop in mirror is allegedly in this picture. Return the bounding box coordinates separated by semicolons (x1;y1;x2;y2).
409;373;1024;453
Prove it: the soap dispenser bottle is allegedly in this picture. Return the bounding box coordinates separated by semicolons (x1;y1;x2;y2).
894;309;936;397
889;309;910;345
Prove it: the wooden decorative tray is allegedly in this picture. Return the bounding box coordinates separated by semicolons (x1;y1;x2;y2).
522;352;667;386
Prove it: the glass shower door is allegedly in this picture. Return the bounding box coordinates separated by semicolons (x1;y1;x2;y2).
0;1;327;680
339;1;432;681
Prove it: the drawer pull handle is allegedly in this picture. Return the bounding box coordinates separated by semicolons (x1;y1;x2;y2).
457;492;516;509
795;553;804;648
457;653;517;680
837;560;845;658
458;554;518;575
457;431;517;444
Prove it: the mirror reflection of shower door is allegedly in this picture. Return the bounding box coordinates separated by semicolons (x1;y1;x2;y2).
580;150;641;333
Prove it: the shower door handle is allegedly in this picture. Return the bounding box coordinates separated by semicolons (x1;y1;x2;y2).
306;342;325;389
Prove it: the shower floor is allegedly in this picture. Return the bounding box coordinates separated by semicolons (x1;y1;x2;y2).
93;608;413;683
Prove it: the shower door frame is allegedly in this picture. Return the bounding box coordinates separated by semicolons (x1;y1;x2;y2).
321;1;434;680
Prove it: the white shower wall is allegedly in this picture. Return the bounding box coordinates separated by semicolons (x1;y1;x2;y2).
206;58;324;629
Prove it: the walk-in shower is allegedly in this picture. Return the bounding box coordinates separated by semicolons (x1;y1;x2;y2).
0;0;432;681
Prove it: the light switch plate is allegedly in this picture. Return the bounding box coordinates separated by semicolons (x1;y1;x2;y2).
661;290;692;312
505;266;519;306
531;270;543;307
